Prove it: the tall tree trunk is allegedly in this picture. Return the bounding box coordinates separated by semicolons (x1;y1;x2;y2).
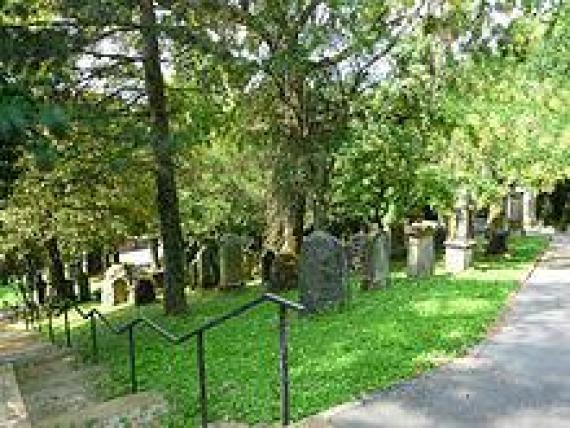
46;237;67;298
140;0;187;314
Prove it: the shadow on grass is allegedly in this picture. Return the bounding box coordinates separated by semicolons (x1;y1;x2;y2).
43;235;548;425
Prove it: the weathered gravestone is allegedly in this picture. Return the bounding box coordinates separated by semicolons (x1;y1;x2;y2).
196;243;219;289
365;229;391;290
407;222;436;278
298;231;348;313
507;188;524;235
523;188;537;232
76;271;90;302
349;232;369;283
261;250;276;285
101;264;133;306
36;276;47;305
134;278;156;305
242;247;259;281
267;252;298;292
445;190;476;273
219;234;244;289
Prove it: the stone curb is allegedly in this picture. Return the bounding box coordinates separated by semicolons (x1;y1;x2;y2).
293;234;553;428
0;363;31;427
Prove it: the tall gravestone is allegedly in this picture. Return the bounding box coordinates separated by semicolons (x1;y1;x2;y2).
219;234;244;289
445;190;476;273
261;250;276;285
268;252;298;292
349;232;368;283
298;231;348;313
36;275;47;305
365;228;391;290
407;222;435;278
523;188;537;232
507;188;524;235
196;243;219;289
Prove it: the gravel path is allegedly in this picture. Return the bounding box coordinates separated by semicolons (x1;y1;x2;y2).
319;233;570;428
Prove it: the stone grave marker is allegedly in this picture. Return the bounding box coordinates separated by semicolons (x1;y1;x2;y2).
101;264;132;306
134;278;156;305
407;222;436;278
267;252;297;292
349;232;369;283
196;243;219;289
298;231;348;313
365;229;390;290
219;234;244;289
445;190;476;273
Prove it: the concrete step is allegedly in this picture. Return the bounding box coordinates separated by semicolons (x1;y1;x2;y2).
0;363;31;428
35;391;167;428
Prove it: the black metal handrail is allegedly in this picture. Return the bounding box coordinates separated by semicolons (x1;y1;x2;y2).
27;293;304;427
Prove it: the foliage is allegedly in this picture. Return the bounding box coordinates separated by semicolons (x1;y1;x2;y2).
47;235;547;424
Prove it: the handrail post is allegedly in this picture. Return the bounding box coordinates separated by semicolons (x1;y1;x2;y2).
64;305;71;347
279;305;290;426
128;325;137;393
197;331;207;428
90;314;98;361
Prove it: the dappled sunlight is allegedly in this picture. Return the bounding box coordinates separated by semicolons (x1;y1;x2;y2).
412;297;494;317
35;235;548;424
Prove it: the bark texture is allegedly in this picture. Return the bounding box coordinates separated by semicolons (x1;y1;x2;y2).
140;0;187;314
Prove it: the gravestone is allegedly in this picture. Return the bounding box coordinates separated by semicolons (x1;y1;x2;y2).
101;264;133;306
261;250;276;285
349;232;369;282
507;188;524;234
365;229;390;290
445;190;476;273
407;222;435;278
134;278;156;305
523;188;537;232
152;270;164;289
189;260;198;289
267;252;298;292
219;234;244;289
196;244;219;289
77;271;90;302
36;276;47;305
242;248;259;281
390;223;407;258
298;231;348;313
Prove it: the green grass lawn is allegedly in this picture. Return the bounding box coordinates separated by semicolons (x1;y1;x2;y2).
46;235;548;426
0;281;23;306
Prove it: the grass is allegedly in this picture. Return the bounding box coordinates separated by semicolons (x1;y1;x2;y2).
45;235;548;426
0;281;23;306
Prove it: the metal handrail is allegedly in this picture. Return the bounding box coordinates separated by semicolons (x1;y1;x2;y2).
34;292;304;427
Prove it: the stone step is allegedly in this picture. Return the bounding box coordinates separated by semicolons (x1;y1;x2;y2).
15;350;101;423
0;363;31;428
35;391;167;428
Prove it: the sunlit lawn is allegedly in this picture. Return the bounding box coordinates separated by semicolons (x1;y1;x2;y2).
0;282;22;306
45;235;548;425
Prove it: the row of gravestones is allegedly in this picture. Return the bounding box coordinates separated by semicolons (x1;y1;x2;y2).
100;264;161;307
189;235;259;290
299;223;445;313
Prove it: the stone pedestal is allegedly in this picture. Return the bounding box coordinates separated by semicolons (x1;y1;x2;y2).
507;188;524;233
407;223;435;278
523;189;537;232
365;230;390;289
445;240;476;273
